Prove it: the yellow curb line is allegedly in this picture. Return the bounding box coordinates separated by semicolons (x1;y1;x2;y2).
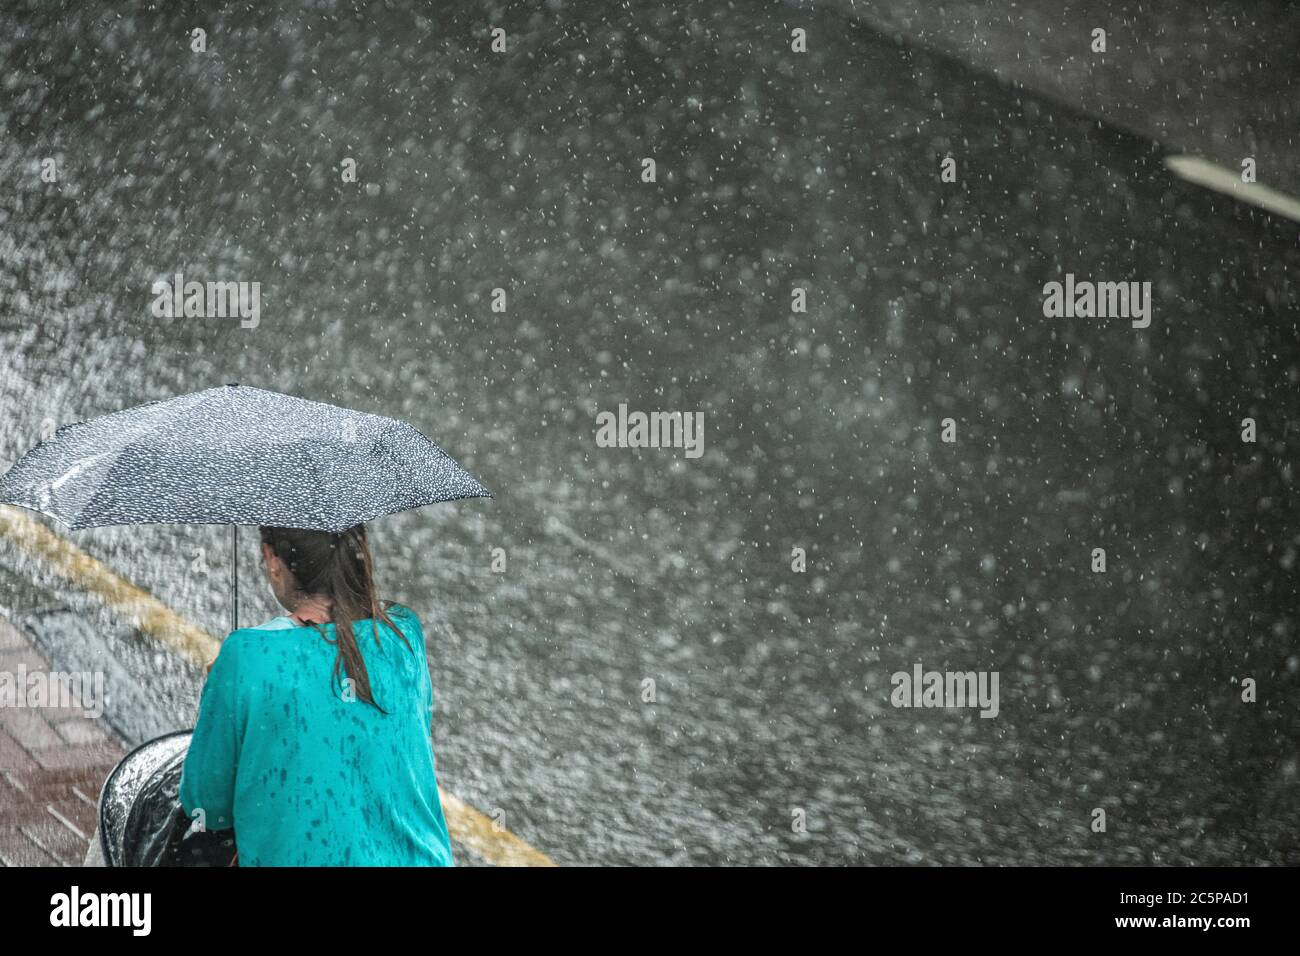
0;504;555;868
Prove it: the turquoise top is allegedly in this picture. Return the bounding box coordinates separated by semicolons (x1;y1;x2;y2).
179;603;454;866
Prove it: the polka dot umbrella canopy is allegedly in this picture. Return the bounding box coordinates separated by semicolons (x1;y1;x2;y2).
0;383;491;628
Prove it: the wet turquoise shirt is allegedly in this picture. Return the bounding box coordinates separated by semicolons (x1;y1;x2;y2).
179;604;454;866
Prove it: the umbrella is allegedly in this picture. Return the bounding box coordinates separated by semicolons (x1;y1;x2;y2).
0;383;491;631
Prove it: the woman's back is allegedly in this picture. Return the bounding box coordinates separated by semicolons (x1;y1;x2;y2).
179;603;454;866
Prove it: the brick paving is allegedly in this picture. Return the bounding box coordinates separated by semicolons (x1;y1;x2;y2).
0;615;125;866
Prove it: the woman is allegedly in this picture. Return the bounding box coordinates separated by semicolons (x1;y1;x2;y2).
176;524;455;866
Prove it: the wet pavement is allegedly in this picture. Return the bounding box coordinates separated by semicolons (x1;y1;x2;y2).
0;613;123;867
1;1;1297;864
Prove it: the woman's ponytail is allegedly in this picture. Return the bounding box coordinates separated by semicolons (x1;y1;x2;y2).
259;524;410;712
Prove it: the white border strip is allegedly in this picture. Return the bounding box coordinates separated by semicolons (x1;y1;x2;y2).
1164;155;1300;224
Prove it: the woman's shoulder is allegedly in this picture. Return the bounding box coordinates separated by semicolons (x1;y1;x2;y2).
216;615;310;663
219;606;421;650
222;615;299;644
381;602;423;635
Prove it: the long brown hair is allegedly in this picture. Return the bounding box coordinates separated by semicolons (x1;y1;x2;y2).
258;524;411;712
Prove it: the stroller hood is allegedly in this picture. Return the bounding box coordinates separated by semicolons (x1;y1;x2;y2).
97;730;236;866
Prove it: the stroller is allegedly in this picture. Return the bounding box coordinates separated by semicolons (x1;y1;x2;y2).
94;730;238;866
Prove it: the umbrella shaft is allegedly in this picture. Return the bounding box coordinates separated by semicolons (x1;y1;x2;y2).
230;525;238;635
